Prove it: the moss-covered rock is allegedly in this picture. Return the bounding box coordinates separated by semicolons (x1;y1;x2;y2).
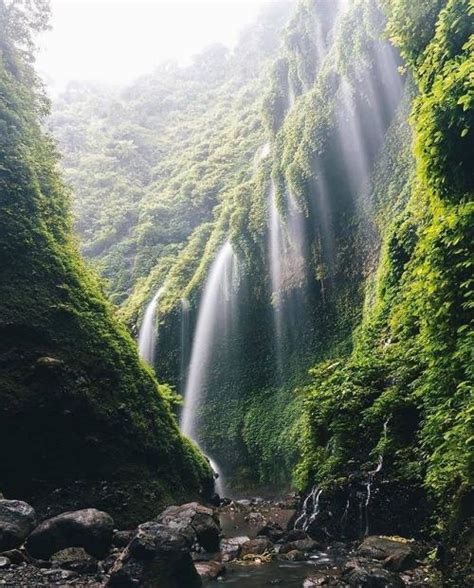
0;0;212;526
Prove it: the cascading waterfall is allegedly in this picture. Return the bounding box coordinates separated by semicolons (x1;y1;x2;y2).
180;241;239;496
180;297;191;393
138;287;164;365
294;486;323;531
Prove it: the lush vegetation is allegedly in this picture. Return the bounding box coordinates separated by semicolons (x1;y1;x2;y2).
297;0;473;535
0;0;212;527
45;0;473;545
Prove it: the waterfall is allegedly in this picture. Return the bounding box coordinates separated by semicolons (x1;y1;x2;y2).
180;241;238;496
253;141;270;172
268;181;308;378
294;486;323;531
180;297;191;393
138;287;164;365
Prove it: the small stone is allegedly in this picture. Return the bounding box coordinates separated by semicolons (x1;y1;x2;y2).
0;557;10;569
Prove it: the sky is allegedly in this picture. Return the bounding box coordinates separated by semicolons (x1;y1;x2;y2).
37;0;275;91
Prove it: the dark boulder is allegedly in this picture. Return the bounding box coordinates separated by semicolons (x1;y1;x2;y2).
156;502;220;552
194;560;225;580
0;499;37;551
26;508;113;559
220;536;249;562
112;530;136;548
358;536;416;572
240;537;274;556
283;529;307;542
107;521;201;587
257;522;285;543
342;557;405;587
279;538;321;554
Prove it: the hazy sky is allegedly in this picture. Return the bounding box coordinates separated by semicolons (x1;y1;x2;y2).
37;0;276;91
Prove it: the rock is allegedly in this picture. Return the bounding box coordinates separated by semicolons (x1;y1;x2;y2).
0;549;26;564
343;557;405;587
0;499;37;551
26;508;114;559
240;537;274;556
282;549;306;561
358;536;415;572
279;538;321;554
112;529;136;548
51;547;98;574
194;560;225;580
107;521;201;587
283;529;308;542
303;578;326;587
220;536;250;562
156;502;220;552
257;522;285;543
0;556;10;569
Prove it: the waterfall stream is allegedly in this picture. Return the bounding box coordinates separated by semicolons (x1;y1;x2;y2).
138;287;164;365
180;241;239;496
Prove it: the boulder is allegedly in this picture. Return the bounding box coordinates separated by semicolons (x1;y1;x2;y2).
257;522;285;543
342;557;405;587
279;538;321;554
0;500;37;551
26;508;114;559
240;537;274;557
283;529;307;542
112;529;136;548
51;547;98;574
220;536;249;562
358;536;415;571
0;548;26;564
194;560;225;580
107;521;201;587
156;502;220;552
281;549;306;561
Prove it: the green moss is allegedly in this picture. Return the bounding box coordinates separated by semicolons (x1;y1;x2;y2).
0;0;212;522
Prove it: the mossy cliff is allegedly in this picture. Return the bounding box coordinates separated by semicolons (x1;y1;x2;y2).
0;0;212;527
47;0;473;546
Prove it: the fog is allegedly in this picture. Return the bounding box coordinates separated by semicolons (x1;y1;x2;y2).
37;0;277;91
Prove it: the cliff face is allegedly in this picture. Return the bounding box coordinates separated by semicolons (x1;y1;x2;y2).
0;0;212;527
47;0;472;535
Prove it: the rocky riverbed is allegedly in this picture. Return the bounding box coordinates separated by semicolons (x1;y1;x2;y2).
0;494;449;586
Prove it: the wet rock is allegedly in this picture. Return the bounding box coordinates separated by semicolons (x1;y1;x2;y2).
257;522;285;543
112;529;136;548
281;549;306;561
107;521;201;587
220;535;249;562
358;536;415;572
0;499;37;551
194;560;225;580
280;538;321;554
0;548;26;564
283;529;307;542
343;557;405;587
26;508;114;559
240;537;274;556
51;546;98;574
156;502;220;552
0;555;10;569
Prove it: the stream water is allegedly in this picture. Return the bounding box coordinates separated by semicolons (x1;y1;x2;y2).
214;505;344;587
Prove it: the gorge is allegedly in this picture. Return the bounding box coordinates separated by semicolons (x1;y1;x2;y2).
0;0;473;585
